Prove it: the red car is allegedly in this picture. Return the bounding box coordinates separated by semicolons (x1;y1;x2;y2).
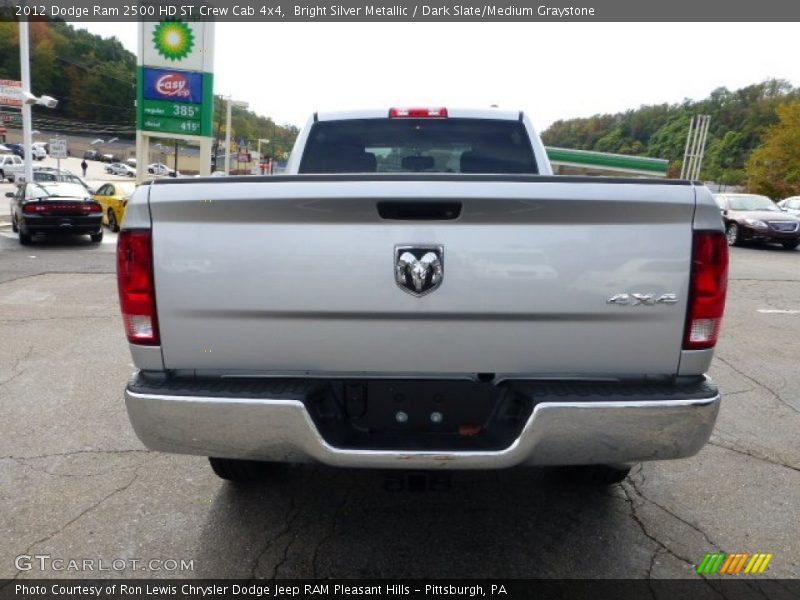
714;193;800;249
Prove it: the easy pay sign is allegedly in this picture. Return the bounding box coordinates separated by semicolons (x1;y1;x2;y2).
137;21;214;137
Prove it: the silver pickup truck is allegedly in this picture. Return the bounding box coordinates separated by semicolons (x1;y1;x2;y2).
119;107;728;485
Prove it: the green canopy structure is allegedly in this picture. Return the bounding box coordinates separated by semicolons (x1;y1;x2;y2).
546;147;669;178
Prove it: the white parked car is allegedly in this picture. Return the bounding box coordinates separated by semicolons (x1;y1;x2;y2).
31;143;47;160
0;153;25;182
147;162;179;177
778;196;800;216
106;162;136;177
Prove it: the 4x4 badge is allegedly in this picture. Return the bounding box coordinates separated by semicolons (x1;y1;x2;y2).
395;245;444;297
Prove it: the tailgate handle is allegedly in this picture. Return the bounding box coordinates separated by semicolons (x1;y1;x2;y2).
377;201;461;220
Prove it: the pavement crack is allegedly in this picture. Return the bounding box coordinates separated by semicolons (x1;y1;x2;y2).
646;548;660;599
310;474;355;579
10;344;34;372
620;471;724;598
708;441;800;473
629;472;720;550
0;368;25;387
620;479;696;567
249;493;297;581
716;355;800;416
0;315;112;324
0;449;150;461
6;457;151;582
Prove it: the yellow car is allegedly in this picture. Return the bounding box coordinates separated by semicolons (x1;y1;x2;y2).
93;181;136;232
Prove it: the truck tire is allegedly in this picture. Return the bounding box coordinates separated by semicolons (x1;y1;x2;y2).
11;215;18;233
90;230;104;243
726;223;741;246
557;464;631;485
208;457;283;483
782;241;799;250
19;231;32;245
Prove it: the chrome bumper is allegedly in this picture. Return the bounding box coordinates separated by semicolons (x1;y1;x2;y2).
125;376;720;470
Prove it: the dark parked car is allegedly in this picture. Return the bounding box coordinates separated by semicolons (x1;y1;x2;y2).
83;149;101;160
7;182;103;245
714;193;800;249
6;143;24;158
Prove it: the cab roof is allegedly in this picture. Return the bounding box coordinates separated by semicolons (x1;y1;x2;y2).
315;107;523;122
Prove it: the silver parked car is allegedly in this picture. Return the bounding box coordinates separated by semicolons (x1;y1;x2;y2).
778;196;800;216
106;162;136;177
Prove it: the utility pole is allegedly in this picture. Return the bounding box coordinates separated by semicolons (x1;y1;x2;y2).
223;97;248;175
19;21;33;184
224;99;232;175
681;115;711;181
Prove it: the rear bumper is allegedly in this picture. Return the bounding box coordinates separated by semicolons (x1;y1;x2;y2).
739;225;800;242
20;215;102;234
125;375;720;470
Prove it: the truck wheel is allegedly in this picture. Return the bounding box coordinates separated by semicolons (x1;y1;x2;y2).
11;215;18;233
208;457;283;483
726;223;741;246
782;241;799;250
90;230;103;243
19;231;32;245
557;464;631;485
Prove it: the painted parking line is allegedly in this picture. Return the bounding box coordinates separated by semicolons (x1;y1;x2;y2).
757;309;800;315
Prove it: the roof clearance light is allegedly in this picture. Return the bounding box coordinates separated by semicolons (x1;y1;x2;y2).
389;107;448;118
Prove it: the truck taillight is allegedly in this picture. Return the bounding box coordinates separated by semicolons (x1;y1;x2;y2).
389;107;448;118
684;232;728;350
117;230;160;345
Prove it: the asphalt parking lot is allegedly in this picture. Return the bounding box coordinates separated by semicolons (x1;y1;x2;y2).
0;217;798;581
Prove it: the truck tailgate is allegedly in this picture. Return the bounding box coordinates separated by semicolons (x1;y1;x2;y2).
148;177;696;377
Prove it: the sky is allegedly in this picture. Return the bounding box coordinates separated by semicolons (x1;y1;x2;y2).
75;22;800;131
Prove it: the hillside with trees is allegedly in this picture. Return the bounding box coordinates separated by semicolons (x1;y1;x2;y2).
0;20;297;157
542;80;800;192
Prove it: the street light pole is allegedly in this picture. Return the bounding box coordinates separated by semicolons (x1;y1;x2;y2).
19;21;34;183
223;97;248;175
224;98;232;175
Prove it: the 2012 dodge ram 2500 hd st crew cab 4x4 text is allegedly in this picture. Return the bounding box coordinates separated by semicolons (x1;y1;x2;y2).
119;107;728;485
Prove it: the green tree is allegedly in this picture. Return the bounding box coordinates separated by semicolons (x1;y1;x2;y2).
746;101;800;198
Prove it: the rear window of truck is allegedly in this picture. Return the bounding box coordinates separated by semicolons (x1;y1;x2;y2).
299;118;538;174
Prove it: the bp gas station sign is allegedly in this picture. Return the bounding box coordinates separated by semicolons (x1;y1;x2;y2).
136;20;214;179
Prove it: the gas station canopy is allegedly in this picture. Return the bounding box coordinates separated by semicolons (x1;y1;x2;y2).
546;147;669;178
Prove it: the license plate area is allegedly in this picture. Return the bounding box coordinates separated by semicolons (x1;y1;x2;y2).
307;380;533;451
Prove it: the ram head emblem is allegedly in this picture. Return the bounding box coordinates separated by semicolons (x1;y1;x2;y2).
394;246;444;297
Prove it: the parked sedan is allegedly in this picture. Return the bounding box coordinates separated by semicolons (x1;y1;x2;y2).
714;193;800;249
93;181;135;232
106;162;136;177
7;182;103;245
777;196;800;216
147;162;179;177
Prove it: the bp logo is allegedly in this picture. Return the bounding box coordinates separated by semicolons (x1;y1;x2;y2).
152;21;195;61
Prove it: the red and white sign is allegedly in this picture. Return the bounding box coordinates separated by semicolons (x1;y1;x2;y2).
155;73;190;98
0;80;22;107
